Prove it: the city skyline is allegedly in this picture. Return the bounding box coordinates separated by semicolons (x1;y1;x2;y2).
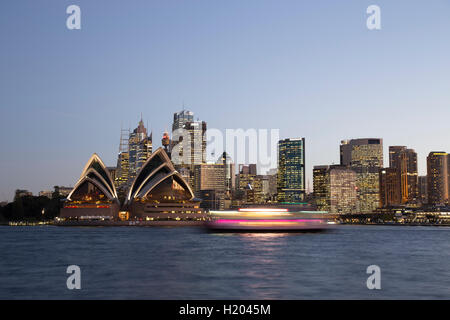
2;1;450;200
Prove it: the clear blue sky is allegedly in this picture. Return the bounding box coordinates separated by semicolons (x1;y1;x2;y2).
1;0;450;200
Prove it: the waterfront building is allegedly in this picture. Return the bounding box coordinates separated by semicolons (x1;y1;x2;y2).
196;189;229;211
60;154;120;220
418;176;428;205
126;148;204;220
427;152;449;206
277;138;306;203
388;146;418;203
267;168;278;201
340;138;383;213
313;165;357;214
379;168;402;207
313;166;329;211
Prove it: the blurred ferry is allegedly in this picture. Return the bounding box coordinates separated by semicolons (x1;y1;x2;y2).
205;208;331;232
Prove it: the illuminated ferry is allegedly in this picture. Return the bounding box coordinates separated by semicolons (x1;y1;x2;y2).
205;208;330;232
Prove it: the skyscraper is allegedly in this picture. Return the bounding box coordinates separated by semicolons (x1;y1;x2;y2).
313;166;329;211
379;168;402;207
340;138;383;213
427;152;449;206
171;110;206;166
313;165;357;214
388;146;418;203
277;138;305;203
172;110;194;132
115;128;130;190
418;175;428;205
217;152;235;195
128;118;152;181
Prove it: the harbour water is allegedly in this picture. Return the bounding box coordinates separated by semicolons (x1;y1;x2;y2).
0;225;449;299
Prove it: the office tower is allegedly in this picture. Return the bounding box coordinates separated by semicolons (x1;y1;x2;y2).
379;168;402;207
418;176;428;205
172;110;194;132
194;163;230;210
313;166;329;211
194;164;226;193
277;138;306;203
184;120;207;165
237;164;257;203
237;164;256;190
128;118;152;180
340;138;383;213
267;168;278;201
216;152;235;195
427;152;449;206
115;152;129;189
313;165;357;214
171;110;206;166
388;146;418;203
115;127;130;189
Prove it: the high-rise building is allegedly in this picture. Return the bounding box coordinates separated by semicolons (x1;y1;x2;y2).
379;168;402;207
171;110;206;166
418;175;428;205
172;110;194;132
216;152;235;195
267;168;278;201
115;127;130;190
277;138;306;203
313;165;357;214
313;166;329;211
388;146;418;203
194;164;226;194
115;152;129;189
340;138;383;213
427;152;449;206
194;163;230;210
128;118;152;180
184;121;207;165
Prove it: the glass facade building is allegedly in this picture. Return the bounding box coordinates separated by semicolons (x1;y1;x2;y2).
427;152;449;206
340;138;383;213
277;138;305;203
313;165;357;214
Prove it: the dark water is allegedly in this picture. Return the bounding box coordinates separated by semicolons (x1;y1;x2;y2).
0;225;449;299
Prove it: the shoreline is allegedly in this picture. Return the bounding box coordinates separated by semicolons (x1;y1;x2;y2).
3;220;450;227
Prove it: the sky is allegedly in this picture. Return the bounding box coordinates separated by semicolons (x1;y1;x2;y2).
1;0;450;201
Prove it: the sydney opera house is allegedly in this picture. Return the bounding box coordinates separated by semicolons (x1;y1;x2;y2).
59;154;120;220
59;148;205;224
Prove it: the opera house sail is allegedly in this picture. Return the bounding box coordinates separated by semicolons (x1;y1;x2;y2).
59;154;120;220
126;148;204;220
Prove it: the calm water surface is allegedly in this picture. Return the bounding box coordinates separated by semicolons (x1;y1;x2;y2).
0;225;449;299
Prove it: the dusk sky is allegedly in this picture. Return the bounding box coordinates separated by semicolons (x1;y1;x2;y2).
1;0;450;201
